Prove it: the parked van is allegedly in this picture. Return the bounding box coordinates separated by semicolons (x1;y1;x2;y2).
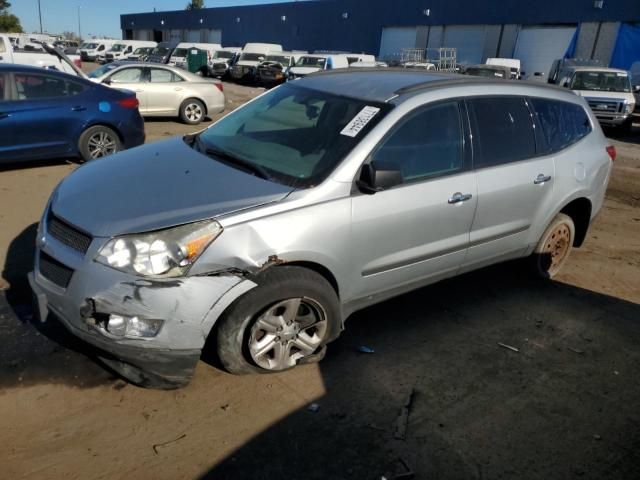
257;51;307;86
558;66;637;133
104;40;157;63
486;58;521;79
169;42;222;69
288;54;350;79
208;47;242;77
80;40;117;61
147;41;180;64
548;58;602;85
230;43;283;82
346;53;376;65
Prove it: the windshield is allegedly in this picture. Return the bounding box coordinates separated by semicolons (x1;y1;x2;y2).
239;52;264;62
151;47;169;56
197;83;390;188
83;43;98;49
133;47;150;54
295;56;326;69
465;67;506;78
571;71;631;93
172;48;189;58
88;63;119;78
264;55;290;64
214;50;234;59
110;44;126;52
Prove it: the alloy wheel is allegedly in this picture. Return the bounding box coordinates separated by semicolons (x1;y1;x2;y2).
87;131;118;158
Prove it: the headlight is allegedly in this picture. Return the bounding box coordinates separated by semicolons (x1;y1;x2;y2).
624;102;635;114
96;220;222;277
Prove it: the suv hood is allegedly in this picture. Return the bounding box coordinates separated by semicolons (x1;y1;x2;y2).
50;137;294;237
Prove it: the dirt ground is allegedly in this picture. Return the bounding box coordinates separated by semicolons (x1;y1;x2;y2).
0;66;639;479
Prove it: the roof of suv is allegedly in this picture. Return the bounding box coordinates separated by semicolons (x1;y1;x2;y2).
297;68;567;103
564;66;629;74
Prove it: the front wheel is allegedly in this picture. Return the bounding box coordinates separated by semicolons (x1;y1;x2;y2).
179;98;206;125
531;213;576;279
78;125;122;161
215;266;340;374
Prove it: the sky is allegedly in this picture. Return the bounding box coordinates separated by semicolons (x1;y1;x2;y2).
9;0;302;39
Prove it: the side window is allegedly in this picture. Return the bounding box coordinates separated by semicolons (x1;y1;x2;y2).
0;74;5;101
108;67;144;83
468;96;536;168
149;68;174;83
529;98;591;154
98;45;105;52
14;74;81;100
372;101;464;182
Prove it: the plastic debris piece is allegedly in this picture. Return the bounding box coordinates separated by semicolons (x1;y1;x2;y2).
307;403;320;413
358;346;375;354
498;342;519;353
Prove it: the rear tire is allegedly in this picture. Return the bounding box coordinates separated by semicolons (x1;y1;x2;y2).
531;213;576;279
78;125;122;161
215;266;340;375
179;98;206;125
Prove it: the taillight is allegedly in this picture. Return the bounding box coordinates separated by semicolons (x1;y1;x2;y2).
606;145;616;162
74;58;82;68
117;97;139;109
214;82;223;92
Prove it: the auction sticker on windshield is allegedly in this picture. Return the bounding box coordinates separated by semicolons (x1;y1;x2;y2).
340;106;381;137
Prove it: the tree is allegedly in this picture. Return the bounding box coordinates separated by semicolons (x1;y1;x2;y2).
0;0;23;33
186;0;205;10
0;13;22;32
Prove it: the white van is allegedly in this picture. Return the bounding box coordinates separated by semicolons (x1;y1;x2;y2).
208;47;242;77
230;43;283;81
80;40;117;62
168;42;222;69
486;58;521;79
288;54;350;79
104;40;157;63
346;53;376;65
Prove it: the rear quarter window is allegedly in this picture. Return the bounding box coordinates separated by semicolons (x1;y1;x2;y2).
529;98;592;154
467;96;537;168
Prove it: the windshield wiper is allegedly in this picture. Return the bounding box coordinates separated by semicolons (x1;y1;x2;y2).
194;137;271;181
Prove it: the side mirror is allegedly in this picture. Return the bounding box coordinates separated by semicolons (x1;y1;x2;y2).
357;162;403;194
562;80;570;88
102;78;112;85
634;85;640;93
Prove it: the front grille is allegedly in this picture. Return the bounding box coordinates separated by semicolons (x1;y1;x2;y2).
40;252;74;288
587;99;623;114
47;213;92;254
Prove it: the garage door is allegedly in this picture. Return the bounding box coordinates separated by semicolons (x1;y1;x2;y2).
442;25;488;65
514;26;577;80
187;30;200;42
205;29;222;44
379;27;418;60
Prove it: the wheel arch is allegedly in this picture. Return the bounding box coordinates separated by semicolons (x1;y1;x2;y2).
559;197;592;247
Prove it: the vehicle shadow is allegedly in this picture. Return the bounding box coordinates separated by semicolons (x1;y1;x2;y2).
199;262;640;480
0;158;78;172
0;224;116;389
605;117;640;145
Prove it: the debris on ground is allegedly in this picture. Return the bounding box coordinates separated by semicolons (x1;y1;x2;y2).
152;433;186;455
381;458;415;480
498;342;519;353
593;434;602;441
394;389;415;440
358;345;375;354
568;347;585;355
307;403;320;413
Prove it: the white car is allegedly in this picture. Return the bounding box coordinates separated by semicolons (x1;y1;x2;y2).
91;62;225;124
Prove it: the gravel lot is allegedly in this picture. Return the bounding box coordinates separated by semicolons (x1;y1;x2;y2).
1;65;639;479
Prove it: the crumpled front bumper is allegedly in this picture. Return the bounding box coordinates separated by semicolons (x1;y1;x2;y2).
29;227;255;388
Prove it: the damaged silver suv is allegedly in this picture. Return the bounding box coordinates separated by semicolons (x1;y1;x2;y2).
30;70;613;388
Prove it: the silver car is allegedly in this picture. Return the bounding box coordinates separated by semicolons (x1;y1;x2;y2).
89;62;225;124
29;70;613;388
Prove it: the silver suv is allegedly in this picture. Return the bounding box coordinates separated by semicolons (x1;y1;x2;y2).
29;70;614;388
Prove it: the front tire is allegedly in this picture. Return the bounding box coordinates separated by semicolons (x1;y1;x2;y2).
531;213;576;279
179;98;206;125
78;125;122;161
216;266;340;375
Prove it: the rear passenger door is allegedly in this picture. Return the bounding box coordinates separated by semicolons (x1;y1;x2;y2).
145;68;185;115
351;100;477;299
0;72;18;161
462;96;556;270
1;72;89;162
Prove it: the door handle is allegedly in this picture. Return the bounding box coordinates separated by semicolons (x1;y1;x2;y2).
448;192;473;204
71;105;86;112
534;174;552;185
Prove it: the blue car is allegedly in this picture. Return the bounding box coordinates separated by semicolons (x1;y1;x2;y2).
0;64;145;164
